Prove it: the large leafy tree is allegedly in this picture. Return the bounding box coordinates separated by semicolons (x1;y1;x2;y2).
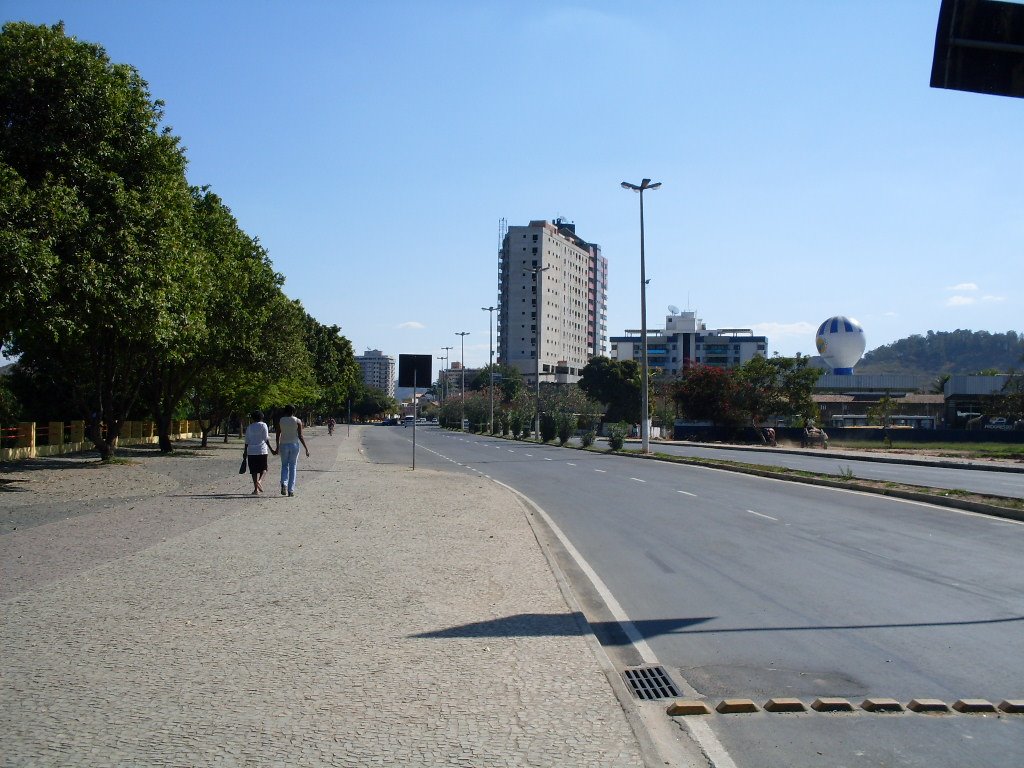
577;357;642;424
300;313;361;419
734;355;822;428
470;364;525;402
672;364;742;428
1;22;196;458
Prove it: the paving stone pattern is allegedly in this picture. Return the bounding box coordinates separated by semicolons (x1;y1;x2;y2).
1;429;645;767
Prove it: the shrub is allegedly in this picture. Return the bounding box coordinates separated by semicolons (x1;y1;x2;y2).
580;430;596;448
607;421;629;451
540;413;557;443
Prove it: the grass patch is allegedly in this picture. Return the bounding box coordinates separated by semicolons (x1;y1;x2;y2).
829;441;1024;461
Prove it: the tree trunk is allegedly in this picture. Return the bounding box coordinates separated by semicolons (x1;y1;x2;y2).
155;412;173;453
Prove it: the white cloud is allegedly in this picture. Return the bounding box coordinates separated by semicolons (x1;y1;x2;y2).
397;321;425;330
945;295;976;307
946;282;979;292
751;321;817;337
982;295;1006;303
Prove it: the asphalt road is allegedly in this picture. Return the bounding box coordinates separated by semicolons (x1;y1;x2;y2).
365;425;1024;768
641;441;1024;499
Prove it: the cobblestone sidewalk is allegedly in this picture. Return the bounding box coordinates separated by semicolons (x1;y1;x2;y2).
1;428;647;767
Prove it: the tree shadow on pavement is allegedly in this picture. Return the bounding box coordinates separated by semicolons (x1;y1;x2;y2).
410;614;714;646
410;613;1024;644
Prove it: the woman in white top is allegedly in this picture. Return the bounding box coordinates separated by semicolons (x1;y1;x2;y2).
275;404;309;497
244;411;276;494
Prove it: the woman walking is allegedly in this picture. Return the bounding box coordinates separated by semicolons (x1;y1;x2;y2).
275;404;310;497
244;411;276;494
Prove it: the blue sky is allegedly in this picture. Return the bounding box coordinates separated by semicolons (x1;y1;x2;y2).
5;1;1021;370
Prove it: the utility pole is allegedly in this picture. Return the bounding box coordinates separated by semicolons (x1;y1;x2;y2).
524;265;550;441
456;332;470;432
481;305;497;434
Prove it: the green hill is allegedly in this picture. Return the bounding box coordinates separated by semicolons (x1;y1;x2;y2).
854;330;1024;377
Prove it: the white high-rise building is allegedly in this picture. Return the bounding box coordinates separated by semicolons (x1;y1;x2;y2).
498;219;607;386
355;349;395;397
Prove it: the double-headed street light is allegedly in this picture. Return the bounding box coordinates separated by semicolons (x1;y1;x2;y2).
481;305;497;435
621;178;661;454
456;331;470;431
524;265;550;440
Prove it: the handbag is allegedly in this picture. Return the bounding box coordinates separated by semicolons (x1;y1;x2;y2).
239;450;248;474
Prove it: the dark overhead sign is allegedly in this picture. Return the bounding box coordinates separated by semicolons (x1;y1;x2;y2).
398;354;432;388
931;0;1024;98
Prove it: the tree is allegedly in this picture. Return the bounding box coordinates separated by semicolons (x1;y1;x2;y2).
470;364;525;402
672;365;742;428
734;355;822;430
867;394;900;428
351;386;397;422
1;22;196;458
300;312;361;420
577;357;642;424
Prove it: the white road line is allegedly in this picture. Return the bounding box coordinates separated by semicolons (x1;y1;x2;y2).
488;480;740;768
747;509;778;521
630;477;645;483
594;469;606;473
677;490;697;497
566;463;576;466
524;453;533;457
544;457;552;461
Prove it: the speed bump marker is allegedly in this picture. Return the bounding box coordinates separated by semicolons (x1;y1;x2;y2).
716;699;759;714
764;698;807;713
908;699;951;713
999;700;1024;714
861;698;904;713
666;701;713;716
811;698;855;712
953;699;997;713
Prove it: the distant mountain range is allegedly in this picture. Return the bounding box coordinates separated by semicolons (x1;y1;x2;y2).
848;330;1023;378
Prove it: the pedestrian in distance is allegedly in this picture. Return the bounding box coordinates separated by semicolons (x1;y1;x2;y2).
244;411;277;494
275;404;309;497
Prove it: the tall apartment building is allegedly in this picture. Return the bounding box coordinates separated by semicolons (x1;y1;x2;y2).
355;349;396;398
497;219;607;386
610;311;768;375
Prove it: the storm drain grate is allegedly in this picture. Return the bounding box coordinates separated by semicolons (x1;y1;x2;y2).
623;665;681;700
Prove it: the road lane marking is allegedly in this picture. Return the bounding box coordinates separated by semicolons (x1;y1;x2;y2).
566;462;576;466
594;469;606;473
489;480;740;768
747;509;778;521
544;457;552;461
677;490;697;497
630;477;645;483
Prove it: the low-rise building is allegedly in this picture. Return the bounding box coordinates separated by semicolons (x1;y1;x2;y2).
610;311;767;374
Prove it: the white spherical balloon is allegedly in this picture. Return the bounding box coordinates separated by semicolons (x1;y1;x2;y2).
815;316;866;374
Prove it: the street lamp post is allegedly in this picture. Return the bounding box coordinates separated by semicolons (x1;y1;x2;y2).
441;346;453;412
621;178;662;454
456;332;469;431
481;305;497;435
524;265;550;440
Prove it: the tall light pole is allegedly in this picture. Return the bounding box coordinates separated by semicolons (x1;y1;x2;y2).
441;346;453;412
524;265;550;440
456;332;470;432
621;178;661;454
481;305;497;434
436;356;446;406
